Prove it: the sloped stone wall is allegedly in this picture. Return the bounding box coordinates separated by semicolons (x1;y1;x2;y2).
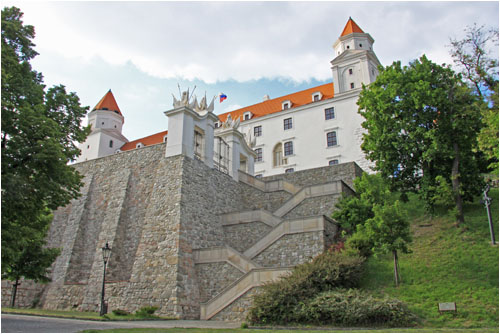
261;162;363;189
223;222;272;253
252;232;325;268
195;262;245;303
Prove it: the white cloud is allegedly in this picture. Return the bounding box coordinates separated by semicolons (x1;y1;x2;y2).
8;1;498;85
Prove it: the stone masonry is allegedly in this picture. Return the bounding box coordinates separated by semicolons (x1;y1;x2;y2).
1;142;362;320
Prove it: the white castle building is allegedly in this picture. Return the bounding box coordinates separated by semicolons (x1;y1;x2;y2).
76;18;380;175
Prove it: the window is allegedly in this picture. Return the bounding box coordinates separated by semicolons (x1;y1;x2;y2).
350;82;355;89
329;159;339;166
349;68;353;75
102;121;105;125
254;126;262;137
313;94;320;102
87;145;90;149
214;121;220;128
255;148;263;162
243;111;252;120
255;174;263;178
109;140;113;148
284;118;292;130
282;100;291;110
346;45;350;49
285;168;294;173
327;131;337;147
284;141;293;156
283;103;289;110
359;43;363;47
136;143;144;148
273;143;284;167
194;130;204;159
325;107;335;120
163;135;168;143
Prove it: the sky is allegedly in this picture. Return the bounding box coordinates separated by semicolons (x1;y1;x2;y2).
3;1;499;141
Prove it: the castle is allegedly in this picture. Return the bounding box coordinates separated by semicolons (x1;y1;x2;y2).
75;18;380;175
1;18;377;320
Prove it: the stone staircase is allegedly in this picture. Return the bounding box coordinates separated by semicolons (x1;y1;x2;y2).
195;173;346;320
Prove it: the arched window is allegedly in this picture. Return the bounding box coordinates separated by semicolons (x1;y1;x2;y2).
273;143;284;167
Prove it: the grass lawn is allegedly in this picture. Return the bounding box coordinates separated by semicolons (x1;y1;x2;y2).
360;188;499;329
79;327;500;333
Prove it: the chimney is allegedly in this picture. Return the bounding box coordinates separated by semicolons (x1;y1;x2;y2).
263;95;270;101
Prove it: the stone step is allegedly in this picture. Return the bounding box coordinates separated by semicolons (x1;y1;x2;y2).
273;181;344;217
200;267;291;320
220;209;282;227
243;216;328;259
193;246;260;273
238;170;300;194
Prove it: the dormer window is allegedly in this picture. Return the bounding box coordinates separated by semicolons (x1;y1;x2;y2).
136;143;144;148
282;100;291;110
214;121;220;128
243;111;253;120
312;92;323;102
163;135;168;143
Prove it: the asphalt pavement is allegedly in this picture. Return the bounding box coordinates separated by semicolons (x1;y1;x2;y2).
1;314;241;333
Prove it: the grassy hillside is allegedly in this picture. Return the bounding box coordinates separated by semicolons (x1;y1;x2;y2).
360;188;499;329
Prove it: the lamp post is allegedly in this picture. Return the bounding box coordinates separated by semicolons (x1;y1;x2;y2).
100;242;112;316
481;184;496;246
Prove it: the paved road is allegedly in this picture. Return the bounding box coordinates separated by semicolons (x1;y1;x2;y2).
1;314;241;333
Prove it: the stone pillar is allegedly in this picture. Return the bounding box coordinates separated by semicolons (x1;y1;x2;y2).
215;127;257;182
164;106;218;169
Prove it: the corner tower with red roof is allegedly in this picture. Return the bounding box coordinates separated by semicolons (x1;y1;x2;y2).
331;17;381;94
75;90;129;163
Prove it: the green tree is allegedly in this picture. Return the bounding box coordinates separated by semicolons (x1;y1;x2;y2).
333;172;395;233
449;24;499;172
358;55;484;224
362;201;412;286
1;7;89;291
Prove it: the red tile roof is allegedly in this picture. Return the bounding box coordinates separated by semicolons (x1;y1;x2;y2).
340;17;364;37
93;90;123;117
120;130;168;151
217;82;334;123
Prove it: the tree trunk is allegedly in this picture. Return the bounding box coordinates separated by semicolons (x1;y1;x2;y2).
452;142;465;225
393;250;400;286
10;278;19;308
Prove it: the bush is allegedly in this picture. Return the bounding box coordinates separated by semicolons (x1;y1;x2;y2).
112;309;130;316
134;306;159;317
247;251;365;324
294;289;418;327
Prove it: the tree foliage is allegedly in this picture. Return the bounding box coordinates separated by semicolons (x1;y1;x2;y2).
449;24;499;172
333;173;411;285
357;55;484;222
1;7;89;284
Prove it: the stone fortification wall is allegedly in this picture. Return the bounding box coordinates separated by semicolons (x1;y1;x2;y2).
223;222;272;253
261;162;363;189
252;231;324;268
195;262;245;303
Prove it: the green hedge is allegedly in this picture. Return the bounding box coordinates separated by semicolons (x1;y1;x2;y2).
247;251;365;324
294;289;418;327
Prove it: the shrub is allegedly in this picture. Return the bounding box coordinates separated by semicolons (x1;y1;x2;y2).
247;251;365;324
135;306;159;317
294;289;418;327
112;309;130;316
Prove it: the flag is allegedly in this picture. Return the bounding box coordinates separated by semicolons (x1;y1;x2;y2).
219;93;227;103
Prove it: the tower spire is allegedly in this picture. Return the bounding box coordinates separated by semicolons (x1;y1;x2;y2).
340;17;364;37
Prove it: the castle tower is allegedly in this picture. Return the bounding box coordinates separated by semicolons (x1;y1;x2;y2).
75;90;129;163
331;17;381;94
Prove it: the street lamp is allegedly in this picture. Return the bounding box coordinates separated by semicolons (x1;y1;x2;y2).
100;242;112;316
